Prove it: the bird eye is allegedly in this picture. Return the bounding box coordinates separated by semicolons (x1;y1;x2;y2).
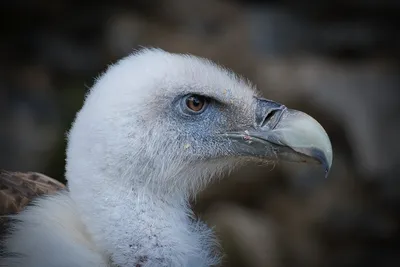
185;95;207;113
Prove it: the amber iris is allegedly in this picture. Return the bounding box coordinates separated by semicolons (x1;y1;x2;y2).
186;95;206;112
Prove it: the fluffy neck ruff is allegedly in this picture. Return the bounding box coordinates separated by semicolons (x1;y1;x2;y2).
65;112;221;266
67;171;220;267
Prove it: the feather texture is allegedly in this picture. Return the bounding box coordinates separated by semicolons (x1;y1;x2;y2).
0;171;65;237
0;171;65;215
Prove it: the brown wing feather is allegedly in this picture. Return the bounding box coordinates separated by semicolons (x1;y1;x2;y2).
0;170;66;216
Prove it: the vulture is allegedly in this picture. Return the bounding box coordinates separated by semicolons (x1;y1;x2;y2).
0;48;332;267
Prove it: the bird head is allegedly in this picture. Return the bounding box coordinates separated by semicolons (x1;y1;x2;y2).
66;48;332;197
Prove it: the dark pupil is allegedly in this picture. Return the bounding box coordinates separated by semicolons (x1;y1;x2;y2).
192;97;200;106
188;96;203;108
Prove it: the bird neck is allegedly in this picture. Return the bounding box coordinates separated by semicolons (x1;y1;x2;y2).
68;174;219;267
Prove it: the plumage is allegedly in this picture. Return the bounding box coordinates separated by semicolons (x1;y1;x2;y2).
0;171;65;215
0;48;332;267
0;171;65;258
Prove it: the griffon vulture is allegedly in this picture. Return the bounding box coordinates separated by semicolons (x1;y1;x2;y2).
0;48;332;267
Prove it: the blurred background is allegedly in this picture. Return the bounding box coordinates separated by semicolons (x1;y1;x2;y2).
1;0;400;266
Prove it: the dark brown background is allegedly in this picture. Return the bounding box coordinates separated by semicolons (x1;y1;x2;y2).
1;0;399;266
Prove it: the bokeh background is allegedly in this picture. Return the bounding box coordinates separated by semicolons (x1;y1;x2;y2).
1;0;400;266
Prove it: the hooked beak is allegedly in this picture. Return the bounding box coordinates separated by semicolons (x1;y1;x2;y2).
226;98;333;176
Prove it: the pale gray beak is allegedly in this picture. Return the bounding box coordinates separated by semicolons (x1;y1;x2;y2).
226;98;333;176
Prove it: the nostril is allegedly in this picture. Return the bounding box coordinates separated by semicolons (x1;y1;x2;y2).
254;98;286;128
261;109;279;128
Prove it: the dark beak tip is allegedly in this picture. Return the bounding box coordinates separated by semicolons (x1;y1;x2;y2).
309;148;331;177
